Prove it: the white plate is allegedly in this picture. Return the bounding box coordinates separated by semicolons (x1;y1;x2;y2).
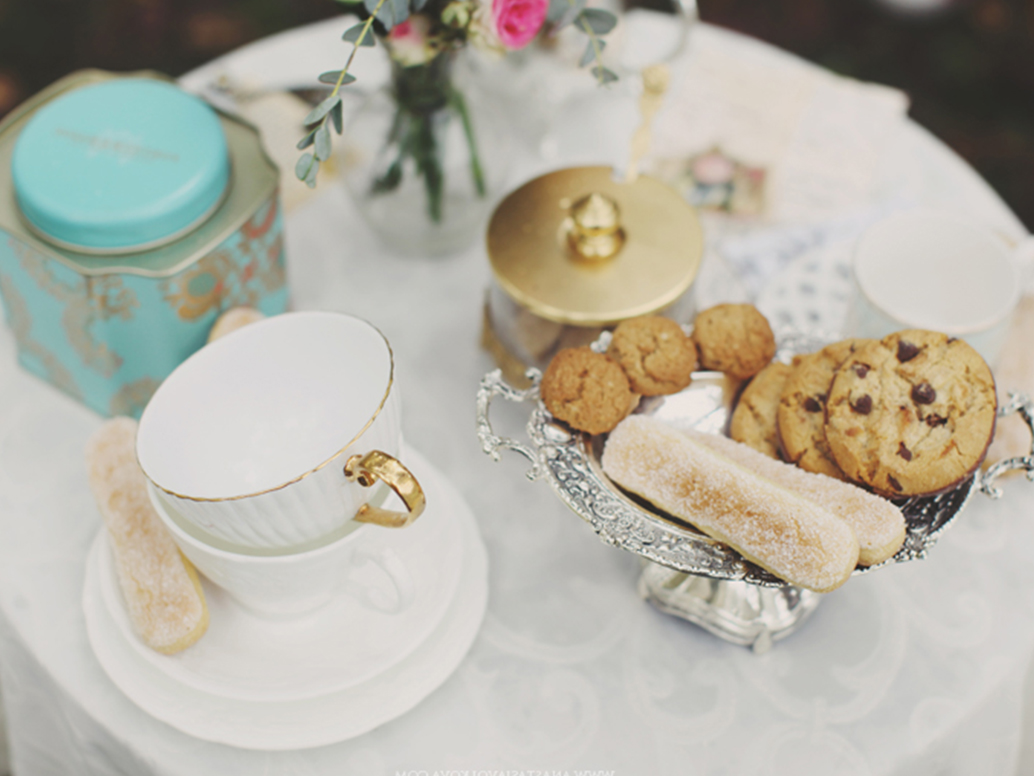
95;447;464;703
83;450;488;750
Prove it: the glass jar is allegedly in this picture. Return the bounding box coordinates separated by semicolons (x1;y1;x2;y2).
483;165;704;385
342;50;513;257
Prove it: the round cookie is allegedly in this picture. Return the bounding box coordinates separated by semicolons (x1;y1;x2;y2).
691;304;776;379
777;339;873;479
825;330;997;497
540;346;636;435
730;361;793;459
607;316;697;396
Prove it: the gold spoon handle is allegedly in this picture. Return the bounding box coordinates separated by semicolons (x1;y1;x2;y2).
625;64;671;184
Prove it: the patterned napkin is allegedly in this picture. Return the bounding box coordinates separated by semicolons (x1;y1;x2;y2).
650;25;910;223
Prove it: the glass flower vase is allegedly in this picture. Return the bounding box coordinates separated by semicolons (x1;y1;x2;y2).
342;50;511;257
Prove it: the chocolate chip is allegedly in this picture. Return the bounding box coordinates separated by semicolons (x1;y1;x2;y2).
887;475;903;492
911;382;936;404
897;340;919;362
804;396;822;412
947;337;957;344
926;414;948;427
851;394;872;415
897;442;912;461
853;363;870;378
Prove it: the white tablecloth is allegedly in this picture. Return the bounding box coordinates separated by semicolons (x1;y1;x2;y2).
1;19;1032;776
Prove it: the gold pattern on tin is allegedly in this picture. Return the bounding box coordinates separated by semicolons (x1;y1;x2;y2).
0;270;83;400
109;376;162;418
10;238;139;378
159;200;286;321
161;250;237;320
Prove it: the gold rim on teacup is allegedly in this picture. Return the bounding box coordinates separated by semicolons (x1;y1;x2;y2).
138;314;425;533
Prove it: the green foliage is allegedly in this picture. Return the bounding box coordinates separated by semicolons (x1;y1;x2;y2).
342;23;376;46
318;70;357;84
580;38;605;67
297;0;619;189
579;7;617;34
365;0;409;31
370;53;486;222
295;0;390;188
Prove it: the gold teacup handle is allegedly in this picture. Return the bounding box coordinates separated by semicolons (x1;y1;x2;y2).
344;450;426;528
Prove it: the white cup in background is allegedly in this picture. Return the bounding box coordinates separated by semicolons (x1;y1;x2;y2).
844;209;1034;365
136;311;425;552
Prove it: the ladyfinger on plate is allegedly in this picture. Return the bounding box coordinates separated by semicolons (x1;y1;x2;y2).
688;429;906;567
86;417;209;655
601;415;860;593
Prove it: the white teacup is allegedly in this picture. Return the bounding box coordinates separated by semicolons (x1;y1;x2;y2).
136;311;425;552
844;209;1034;365
149;483;414;618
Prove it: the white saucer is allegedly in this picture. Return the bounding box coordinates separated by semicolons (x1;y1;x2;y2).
96;446;464;703
83;450;488;750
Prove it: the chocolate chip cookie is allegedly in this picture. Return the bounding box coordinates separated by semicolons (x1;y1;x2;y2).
824;330;997;497
607;316;697;396
730;361;793;459
540;346;636;435
777;339;873;479
691;304;776;379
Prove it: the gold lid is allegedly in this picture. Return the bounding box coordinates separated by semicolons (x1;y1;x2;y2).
486;166;703;326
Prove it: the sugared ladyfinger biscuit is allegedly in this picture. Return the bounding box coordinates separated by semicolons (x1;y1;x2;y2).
688;429;906;566
86;418;209;655
601;416;859;592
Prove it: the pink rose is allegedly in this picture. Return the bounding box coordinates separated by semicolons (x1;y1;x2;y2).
388;19;418;42
387;16;435;66
492;0;547;49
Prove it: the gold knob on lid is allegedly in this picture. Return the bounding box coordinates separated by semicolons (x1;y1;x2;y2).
564;193;625;261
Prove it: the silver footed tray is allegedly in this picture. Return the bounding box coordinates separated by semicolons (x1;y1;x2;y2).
476;329;1034;645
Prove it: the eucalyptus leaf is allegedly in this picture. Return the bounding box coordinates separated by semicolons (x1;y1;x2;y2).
302;94;342;126
554;0;587;29
331;101;343;134
390;0;410;27
546;0;570;24
579;8;617;35
295;152;315;181
305;160;319;188
296;128;317;150
579;39;605;67
314;123;332;161
318;70;358;86
411;0;429;11
363;0;393;29
591;65;619;83
342;23;376;46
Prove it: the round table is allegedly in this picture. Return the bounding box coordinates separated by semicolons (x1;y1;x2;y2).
1;18;1033;776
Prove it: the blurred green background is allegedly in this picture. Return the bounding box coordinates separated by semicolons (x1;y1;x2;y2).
1;0;1032;227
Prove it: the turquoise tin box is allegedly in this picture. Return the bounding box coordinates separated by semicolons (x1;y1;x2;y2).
0;70;288;417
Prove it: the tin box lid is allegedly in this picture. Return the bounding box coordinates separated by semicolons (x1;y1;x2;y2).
11;78;230;253
486;166;704;327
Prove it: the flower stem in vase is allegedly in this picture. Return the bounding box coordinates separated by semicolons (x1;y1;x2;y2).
371;53;486;224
